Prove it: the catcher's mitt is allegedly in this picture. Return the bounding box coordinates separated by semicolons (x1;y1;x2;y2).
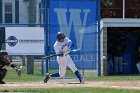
15;66;23;77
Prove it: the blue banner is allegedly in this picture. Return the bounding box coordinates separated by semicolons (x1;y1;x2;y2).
49;0;98;69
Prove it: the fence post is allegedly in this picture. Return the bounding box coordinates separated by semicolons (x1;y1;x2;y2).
44;0;49;73
41;57;44;77
98;0;101;76
22;55;26;66
27;55;34;75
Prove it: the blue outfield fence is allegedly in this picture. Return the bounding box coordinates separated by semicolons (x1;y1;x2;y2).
44;0;101;77
0;0;100;77
49;51;97;69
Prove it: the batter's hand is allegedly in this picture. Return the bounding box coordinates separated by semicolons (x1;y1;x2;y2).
67;48;71;53
57;53;64;57
68;41;74;50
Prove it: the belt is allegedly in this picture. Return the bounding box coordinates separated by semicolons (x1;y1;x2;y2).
58;54;68;57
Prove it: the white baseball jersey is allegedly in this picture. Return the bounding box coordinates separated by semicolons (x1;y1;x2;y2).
54;37;71;55
54;37;78;77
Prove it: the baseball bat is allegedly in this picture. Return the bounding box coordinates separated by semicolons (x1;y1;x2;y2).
43;54;59;59
71;48;81;52
43;48;81;59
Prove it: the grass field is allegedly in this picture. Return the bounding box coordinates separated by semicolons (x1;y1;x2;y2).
0;87;140;93
1;66;140;93
4;66;140;82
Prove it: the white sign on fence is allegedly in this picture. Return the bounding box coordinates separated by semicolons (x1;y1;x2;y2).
6;27;45;55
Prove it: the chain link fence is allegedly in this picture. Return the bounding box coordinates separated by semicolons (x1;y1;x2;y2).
0;0;45;82
47;0;100;78
0;0;100;82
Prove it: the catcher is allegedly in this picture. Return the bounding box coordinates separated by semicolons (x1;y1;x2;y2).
0;50;17;84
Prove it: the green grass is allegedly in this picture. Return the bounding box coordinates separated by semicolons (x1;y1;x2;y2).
85;76;140;81
0;87;140;93
4;66;44;82
4;66;75;82
3;66;140;82
1;67;140;93
4;66;79;82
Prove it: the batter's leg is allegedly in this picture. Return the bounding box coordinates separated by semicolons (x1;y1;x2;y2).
44;57;67;83
58;57;67;77
66;55;84;84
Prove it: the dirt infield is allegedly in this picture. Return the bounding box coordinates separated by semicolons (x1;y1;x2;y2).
0;80;140;90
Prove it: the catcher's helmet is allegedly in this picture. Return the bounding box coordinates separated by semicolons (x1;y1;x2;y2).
0;50;8;55
56;32;65;41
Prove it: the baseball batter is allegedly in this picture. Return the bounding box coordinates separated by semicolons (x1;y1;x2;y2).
44;32;84;84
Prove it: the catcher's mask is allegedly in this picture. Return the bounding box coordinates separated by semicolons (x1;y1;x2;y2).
0;50;8;56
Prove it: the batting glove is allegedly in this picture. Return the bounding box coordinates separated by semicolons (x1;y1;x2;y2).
57;53;64;57
68;41;74;50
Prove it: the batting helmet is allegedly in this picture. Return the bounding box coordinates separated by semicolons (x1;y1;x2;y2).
0;50;8;55
56;32;65;41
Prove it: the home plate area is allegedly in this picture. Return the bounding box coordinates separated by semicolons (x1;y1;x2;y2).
0;79;140;90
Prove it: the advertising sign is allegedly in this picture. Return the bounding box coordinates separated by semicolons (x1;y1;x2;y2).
6;27;44;55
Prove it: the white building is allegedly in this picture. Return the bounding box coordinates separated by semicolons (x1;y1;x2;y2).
0;0;43;24
0;0;44;51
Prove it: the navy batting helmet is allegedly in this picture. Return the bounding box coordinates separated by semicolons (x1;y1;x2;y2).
0;50;8;55
56;32;65;41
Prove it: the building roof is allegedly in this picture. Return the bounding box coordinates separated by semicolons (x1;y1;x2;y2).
101;18;140;27
23;0;29;2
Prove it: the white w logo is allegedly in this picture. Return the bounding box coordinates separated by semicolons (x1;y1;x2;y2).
54;8;90;49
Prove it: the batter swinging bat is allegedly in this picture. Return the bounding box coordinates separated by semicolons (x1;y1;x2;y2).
43;48;81;59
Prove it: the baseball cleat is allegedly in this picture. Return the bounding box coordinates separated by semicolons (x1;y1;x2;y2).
44;73;50;83
80;79;85;84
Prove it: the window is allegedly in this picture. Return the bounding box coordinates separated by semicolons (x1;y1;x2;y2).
0;0;2;23
39;3;44;24
125;0;140;18
101;0;140;18
101;0;123;18
5;3;12;23
15;0;19;23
